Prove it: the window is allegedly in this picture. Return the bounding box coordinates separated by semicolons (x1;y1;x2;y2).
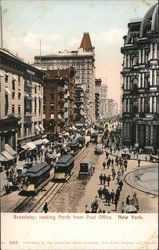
12;80;15;90
35;98;37;114
152;43;155;59
35;87;37;94
18;105;21;116
12;92;15;99
141;49;144;64
39;98;41;114
5;74;8;83
50;104;54;110
50;94;54;100
18;92;21;100
12;105;15;115
152;70;155;86
5;94;8;116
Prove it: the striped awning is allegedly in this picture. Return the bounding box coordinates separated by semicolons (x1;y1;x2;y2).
1;151;14;161
5;144;17;157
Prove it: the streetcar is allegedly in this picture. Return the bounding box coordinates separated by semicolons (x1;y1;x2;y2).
76;136;85;148
66;140;79;155
54;154;75;181
22;162;51;194
90;131;98;143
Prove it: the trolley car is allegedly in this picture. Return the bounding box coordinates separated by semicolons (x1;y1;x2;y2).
76;136;85;148
22;162;51;194
66;140;79;155
90;131;98;143
54;154;75;181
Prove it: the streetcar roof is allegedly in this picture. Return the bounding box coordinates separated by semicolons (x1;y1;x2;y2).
76;136;85;142
24;162;50;177
55;154;74;167
66;140;79;147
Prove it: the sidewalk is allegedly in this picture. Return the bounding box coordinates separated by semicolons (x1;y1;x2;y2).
105;147;152;162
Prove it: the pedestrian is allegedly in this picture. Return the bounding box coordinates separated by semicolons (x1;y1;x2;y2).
97;187;103;199
121;166;124;176
102;186;107;198
91;198;98;213
119;179;123;191
43;202;48;213
103;174;107;185
106;152;109;159
85;205;89;213
99;173;103;185
107;192;111;206
138;159;141;168
126;195;130;205
103;161;106;170
107;175;111;187
111;159;114;166
114;198;118;211
110;189;115;204
112;169;116;180
121;202;125;213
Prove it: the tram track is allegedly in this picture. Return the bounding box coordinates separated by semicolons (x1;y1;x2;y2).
11;143;94;213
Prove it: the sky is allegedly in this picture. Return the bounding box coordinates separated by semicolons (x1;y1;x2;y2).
1;0;157;105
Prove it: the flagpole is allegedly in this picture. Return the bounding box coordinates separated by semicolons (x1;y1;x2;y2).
0;0;3;48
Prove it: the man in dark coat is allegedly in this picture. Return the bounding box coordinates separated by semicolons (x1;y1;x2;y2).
99;173;103;185
126;195;130;205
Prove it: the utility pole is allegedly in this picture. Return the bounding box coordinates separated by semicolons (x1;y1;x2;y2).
0;0;3;48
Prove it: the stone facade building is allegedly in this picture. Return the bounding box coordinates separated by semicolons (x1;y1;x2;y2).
34;33;95;123
121;3;159;152
0;48;44;158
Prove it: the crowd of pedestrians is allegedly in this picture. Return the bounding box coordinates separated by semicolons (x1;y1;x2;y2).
86;123;140;214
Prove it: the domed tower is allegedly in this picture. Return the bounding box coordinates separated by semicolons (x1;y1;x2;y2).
121;3;159;153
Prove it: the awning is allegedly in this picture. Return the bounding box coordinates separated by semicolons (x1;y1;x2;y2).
35;124;40;132
27;142;36;151
39;124;45;132
39;95;43;99
50;114;54;119
1;151;14;161
5;87;11;95
32;139;43;146
34;94;38;98
0;153;7;162
5;144;17;157
42;138;50;145
21;144;30;150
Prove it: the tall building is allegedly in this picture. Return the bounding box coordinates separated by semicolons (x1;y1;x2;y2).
121;3;159;152
43;67;76;141
0;48;44;161
95;78;102;121
100;83;108;120
107;99;118;119
34;33;95;122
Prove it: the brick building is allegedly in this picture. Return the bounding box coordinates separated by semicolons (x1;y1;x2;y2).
43;67;76;140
